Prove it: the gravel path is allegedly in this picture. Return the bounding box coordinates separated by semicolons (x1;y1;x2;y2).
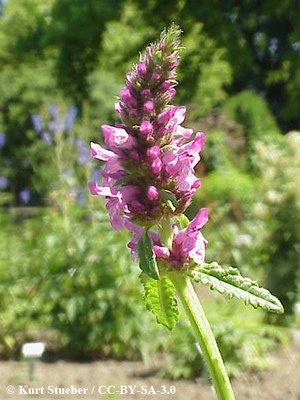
0;341;299;400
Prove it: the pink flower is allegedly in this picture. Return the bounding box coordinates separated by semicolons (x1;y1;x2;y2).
102;159;125;183
88;181;119;198
90;142;117;161
106;197;126;230
114;101;122;114
172;106;186;125
178;132;205;167
157;106;186;125
160;81;175;91
164;88;176;102
89;25;207;266
157;106;177;125
101;125;136;149
177;159;200;192
125;221;161;259
154;208;208;267
171;208;208;265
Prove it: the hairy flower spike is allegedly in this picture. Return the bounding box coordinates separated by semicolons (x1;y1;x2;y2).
89;26;283;400
89;24;206;265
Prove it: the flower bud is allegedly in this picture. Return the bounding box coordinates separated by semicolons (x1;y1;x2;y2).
143;100;154;114
140;120;153;136
141;88;151;98
160;81;174;91
129;149;140;160
151;158;162;174
120;87;137;108
146;146;160;159
165;88;176;102
137;61;147;75
169;58;179;70
151;71;161;81
153;245;170;259
192;179;201;189
147;186;159;200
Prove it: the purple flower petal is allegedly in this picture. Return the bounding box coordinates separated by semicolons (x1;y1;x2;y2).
0;132;6;149
64;106;78;132
19;188;31;204
49;104;58;119
0;176;9;190
31;114;43;134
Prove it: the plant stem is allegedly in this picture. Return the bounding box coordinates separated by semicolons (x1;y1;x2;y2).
169;272;236;400
158;216;234;398
159;216;173;248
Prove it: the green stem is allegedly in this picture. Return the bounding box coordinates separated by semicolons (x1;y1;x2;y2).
169;272;236;400
158;215;234;398
159;216;173;248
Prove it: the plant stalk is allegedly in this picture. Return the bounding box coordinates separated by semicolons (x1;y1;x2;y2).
169;272;236;400
159;216;235;399
159;216;174;248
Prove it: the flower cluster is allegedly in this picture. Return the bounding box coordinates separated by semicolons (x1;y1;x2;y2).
89;25;207;268
32;104;78;141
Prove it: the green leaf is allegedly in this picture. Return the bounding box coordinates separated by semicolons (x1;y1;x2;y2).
140;273;179;330
155;50;162;59
137;228;160;280
161;189;178;211
189;262;284;314
173;213;190;229
114;175;132;186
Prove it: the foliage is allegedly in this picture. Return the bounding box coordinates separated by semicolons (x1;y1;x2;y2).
137;230;160;280
254;132;300;321
0;0;298;380
223;90;282;169
192;167;257;219
0;103;161;360
189;263;283;313
161;300;288;379
0;199;162;360
125;0;300;129
194;131;300;324
177;23;232;118
200;129;235;173
140;274;179;331
1;0;297;196
186;0;300;129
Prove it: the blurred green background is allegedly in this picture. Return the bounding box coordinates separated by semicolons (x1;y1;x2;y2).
0;0;299;378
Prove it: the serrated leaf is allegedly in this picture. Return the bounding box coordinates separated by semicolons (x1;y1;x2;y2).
137;228;160;280
140;273;179;330
189;262;284;314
